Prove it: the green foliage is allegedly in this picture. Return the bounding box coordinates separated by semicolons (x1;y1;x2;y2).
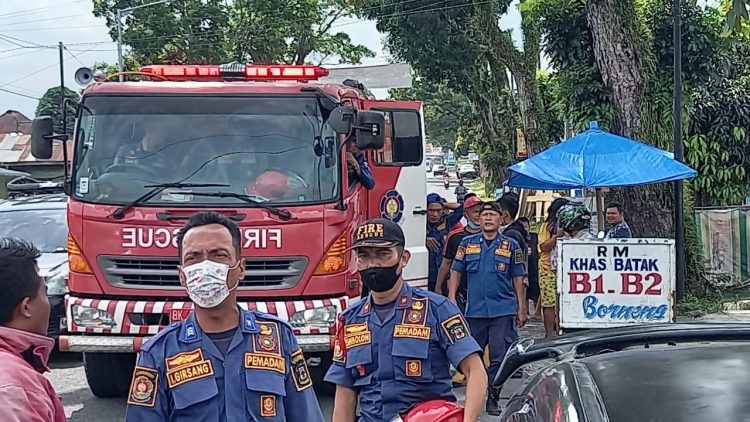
92;0;374;65
389;79;473;150
35;87;80;138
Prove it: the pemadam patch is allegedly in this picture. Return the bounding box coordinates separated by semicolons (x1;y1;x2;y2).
441;314;470;344
380;189;405;223
127;366;158;407
260;395;277;417
291;349;313;391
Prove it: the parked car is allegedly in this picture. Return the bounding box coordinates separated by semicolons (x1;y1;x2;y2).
432;163;446;176
0;187;68;339
494;323;750;422
458;163;478;179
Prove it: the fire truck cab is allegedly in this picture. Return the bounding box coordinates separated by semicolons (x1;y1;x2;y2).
30;63;428;397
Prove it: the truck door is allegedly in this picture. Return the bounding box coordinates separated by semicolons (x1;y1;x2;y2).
363;101;428;288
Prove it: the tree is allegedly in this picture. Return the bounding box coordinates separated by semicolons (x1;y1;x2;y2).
92;0;374;65
389;78;474;150
35;87;80;138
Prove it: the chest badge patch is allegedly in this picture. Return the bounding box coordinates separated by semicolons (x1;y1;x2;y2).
127;366;158;408
344;322;372;348
406;360;422;377
165;349;204;371
442;314;470;344
260;395;277;417
496;247;512;258
254;322;282;355
291;349;313;391
402;298;428;326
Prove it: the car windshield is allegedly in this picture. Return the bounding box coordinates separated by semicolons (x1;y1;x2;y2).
0;208;67;253
71;95;340;206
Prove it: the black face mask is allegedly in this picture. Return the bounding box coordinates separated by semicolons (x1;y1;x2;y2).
359;263;401;293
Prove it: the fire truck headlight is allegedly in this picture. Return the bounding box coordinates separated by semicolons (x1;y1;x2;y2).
71;305;117;328
289;306;338;329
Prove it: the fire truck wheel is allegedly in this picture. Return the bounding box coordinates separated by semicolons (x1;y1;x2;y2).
309;353;336;396
83;352;136;398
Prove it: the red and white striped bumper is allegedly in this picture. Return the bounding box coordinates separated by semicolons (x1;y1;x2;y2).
59;295;350;353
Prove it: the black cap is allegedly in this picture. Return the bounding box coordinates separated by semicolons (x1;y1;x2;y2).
351;218;405;249
480;201;502;215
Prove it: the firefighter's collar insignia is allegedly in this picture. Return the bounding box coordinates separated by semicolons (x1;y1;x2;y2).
360;299;372;315
182;321;199;342
243;312;259;333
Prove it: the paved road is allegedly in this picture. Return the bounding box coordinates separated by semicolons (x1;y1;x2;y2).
48;174;526;421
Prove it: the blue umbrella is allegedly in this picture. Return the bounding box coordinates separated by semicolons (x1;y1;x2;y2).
507;121;697;190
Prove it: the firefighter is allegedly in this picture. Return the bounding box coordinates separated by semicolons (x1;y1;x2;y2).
124;212;324;422
447;202;528;416
426;193;463;293
325;218;487;422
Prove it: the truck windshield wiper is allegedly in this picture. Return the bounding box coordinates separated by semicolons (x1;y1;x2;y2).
110;182;230;220
188;191;292;221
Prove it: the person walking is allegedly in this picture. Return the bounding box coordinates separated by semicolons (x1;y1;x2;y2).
537;198;570;338
447;202;527;415
124;212;324;421
426;193;464;293
326;218;487;422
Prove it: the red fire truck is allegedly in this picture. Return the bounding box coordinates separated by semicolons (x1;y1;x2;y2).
30;63;428;397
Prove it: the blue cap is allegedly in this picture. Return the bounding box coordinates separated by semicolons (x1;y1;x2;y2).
427;193;445;204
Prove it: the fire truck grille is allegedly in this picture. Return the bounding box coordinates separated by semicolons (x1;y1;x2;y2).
98;256;308;290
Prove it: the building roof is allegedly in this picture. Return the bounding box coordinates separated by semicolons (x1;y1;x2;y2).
0;110;32;134
0;133;67;164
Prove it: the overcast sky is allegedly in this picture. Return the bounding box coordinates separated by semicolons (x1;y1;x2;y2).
0;0;523;118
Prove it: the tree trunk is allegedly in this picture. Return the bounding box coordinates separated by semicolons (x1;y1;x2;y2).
586;0;645;138
514;70;543;155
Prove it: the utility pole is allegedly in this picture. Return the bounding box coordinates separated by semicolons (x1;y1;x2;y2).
673;0;685;301
117;9;124;82
58;41;65;126
116;0;169;82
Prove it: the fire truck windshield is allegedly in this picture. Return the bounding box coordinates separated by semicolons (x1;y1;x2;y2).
71;95;340;206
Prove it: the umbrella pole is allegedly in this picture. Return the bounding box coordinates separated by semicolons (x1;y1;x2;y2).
595;188;604;232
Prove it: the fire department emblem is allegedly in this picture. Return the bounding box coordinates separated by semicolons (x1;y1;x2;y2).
379;189;404;223
260;336;276;352
260;395;276;417
407;310;422;323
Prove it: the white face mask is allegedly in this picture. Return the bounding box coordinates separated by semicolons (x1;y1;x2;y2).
181;260;240;309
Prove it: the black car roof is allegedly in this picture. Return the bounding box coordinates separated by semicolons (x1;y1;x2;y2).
582;342;750;421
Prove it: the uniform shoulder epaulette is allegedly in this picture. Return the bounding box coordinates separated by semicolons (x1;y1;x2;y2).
141;321;181;353
340;297;367;319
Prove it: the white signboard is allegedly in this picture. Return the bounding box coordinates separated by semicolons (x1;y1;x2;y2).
557;238;676;329
318;63;413;89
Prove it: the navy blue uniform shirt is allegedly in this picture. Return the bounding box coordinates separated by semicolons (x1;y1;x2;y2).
325;284;481;421
124;308;324;422
451;233;527;318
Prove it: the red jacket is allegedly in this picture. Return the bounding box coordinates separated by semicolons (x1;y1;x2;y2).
0;326;66;422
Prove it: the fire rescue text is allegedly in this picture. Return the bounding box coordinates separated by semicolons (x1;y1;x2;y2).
122;227;282;249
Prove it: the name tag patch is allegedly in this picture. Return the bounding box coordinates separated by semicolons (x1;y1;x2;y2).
127;366;158;408
291;349;312;391
406;360;422;377
394;324;431;340
465;243;481;254
441;314;470;344
244;352;286;375
260;395;277;417
166;360;214;388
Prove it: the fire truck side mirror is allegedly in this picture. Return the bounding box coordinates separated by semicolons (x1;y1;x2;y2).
354;111;385;150
31;116;55;159
328;106;354;134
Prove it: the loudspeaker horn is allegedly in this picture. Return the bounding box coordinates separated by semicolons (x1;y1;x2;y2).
74;67;94;87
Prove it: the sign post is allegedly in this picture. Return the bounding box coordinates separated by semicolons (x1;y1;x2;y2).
556;239;676;329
